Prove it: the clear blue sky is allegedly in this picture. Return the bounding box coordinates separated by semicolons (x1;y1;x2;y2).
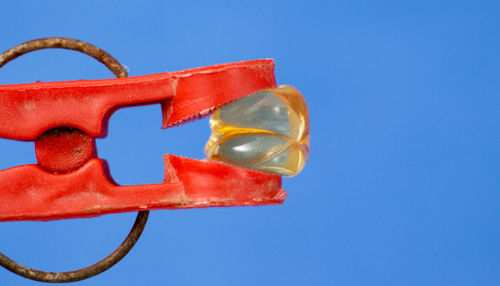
0;1;498;285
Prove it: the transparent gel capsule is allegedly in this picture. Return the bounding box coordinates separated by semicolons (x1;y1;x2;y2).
205;85;310;176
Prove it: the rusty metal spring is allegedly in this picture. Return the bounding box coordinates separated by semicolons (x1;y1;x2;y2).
0;37;149;283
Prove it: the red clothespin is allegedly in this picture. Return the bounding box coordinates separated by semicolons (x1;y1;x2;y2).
0;58;286;222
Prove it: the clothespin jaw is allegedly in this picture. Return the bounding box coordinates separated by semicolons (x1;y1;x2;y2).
0;59;287;222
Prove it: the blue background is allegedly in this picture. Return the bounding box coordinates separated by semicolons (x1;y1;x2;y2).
0;1;498;285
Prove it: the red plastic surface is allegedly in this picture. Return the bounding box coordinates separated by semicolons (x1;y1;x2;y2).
0;155;285;222
0;59;286;222
0;59;276;140
35;128;96;173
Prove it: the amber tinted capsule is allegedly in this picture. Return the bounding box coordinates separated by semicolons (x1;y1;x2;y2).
205;85;310;176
